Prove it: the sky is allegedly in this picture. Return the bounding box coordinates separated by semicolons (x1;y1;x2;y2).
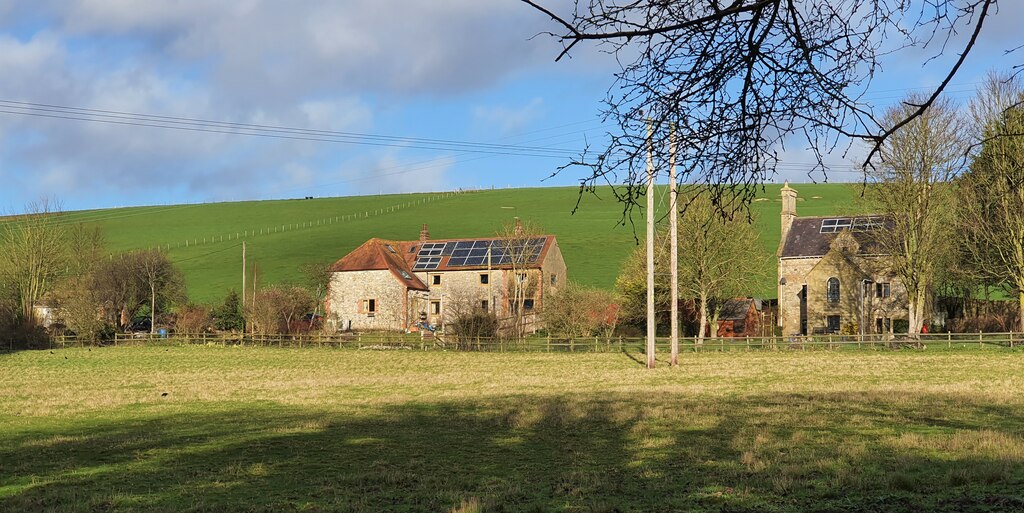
0;1;1021;213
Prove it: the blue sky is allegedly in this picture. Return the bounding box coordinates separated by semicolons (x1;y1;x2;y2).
0;1;1021;213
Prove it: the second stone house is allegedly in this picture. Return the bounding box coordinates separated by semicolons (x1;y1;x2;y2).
776;183;909;336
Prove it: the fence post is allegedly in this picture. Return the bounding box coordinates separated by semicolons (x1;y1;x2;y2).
948;332;951;349
1010;331;1014;349
979;330;983;349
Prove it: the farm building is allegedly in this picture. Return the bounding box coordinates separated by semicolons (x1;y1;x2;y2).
714;298;763;338
776;182;909;336
325;222;567;333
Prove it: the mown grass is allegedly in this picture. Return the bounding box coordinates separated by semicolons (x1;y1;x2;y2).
1;346;1023;512
56;184;865;302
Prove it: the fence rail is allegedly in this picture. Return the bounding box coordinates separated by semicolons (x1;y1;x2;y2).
32;331;1024;353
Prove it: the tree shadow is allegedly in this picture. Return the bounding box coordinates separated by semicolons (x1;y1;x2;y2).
1;392;1023;512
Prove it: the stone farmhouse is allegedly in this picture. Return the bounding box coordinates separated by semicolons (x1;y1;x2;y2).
776;183;909;336
325;223;567;332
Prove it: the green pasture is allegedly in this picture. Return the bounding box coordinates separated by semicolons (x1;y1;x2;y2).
56;184;867;303
1;346;1022;512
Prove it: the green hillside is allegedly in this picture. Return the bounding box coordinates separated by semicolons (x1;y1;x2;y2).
57;184;868;304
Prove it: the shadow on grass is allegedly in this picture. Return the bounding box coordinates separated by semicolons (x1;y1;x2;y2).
2;392;1023;513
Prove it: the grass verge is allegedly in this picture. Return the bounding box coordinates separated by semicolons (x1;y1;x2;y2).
1;346;1022;512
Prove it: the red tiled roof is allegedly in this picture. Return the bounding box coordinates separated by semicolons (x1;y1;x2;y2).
328;238;428;290
332;235;559;274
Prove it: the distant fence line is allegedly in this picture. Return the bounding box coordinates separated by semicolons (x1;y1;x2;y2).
38;331;1024;353
146;190;473;252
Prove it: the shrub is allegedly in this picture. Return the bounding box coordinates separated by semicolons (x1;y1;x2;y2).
449;311;499;344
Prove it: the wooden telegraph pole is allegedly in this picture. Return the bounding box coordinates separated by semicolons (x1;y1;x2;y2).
646;118;656;369
669;124;680;367
242;242;247;308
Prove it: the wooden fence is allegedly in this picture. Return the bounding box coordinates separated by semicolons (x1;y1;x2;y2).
36;331;1024;353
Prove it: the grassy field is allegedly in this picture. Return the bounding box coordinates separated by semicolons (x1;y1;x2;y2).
2;346;1023;512
52;184;867;303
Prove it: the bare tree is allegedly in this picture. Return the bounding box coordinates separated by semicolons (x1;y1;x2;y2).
543;282;620;339
300;262;332;328
867;96;967;335
675;196;766;344
92;253;145;330
494;218;544;338
135;249;186;334
961;72;1024;331
246;285;315;335
523;0;998;217
618;195;766;343
53;275;107;341
91;250;184;332
0;199;69;326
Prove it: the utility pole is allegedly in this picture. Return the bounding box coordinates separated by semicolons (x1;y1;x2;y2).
669;123;679;367
646;118;656;369
487;244;493;314
242;242;247;309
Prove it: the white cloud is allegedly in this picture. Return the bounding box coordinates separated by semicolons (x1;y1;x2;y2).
0;1;610;209
474;98;546;136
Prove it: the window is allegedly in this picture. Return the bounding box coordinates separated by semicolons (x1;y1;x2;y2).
384;244;397;253
480;300;488;311
826;277;840;303
430;300;441;315
875;317;891;333
550;274;557;286
361;299;376;315
432;275;442;285
479;273;489;285
875;282;891;298
523;299;535;310
826;315;841;333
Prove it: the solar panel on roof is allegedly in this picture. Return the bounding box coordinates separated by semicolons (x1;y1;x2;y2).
417;242;448;257
429;236;548;268
820;218;852;233
413;256;442;270
852;217;883;231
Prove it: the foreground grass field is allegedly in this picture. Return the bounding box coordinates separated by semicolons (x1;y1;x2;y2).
54;183;866;302
2;346;1023;512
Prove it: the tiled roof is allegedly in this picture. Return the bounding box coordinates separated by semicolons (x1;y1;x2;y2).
780;217;890;258
328;239;428;290
719;298;756;321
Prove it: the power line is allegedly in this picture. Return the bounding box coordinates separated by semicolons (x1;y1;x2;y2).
0;99;583;158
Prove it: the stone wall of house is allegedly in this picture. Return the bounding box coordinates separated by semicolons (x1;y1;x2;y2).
778;257;818;335
540;241;568;309
415;269;497;328
326;270;408;331
779;251;909;336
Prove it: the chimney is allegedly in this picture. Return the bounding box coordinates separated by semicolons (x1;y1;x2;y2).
513;217;523;236
419;223;429;242
780;181;797;241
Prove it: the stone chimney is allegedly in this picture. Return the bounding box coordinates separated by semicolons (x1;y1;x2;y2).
419;223;429;242
780;181;797;242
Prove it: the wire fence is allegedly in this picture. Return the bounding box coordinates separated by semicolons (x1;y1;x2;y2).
150;190;472;252
35;331;1024;353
